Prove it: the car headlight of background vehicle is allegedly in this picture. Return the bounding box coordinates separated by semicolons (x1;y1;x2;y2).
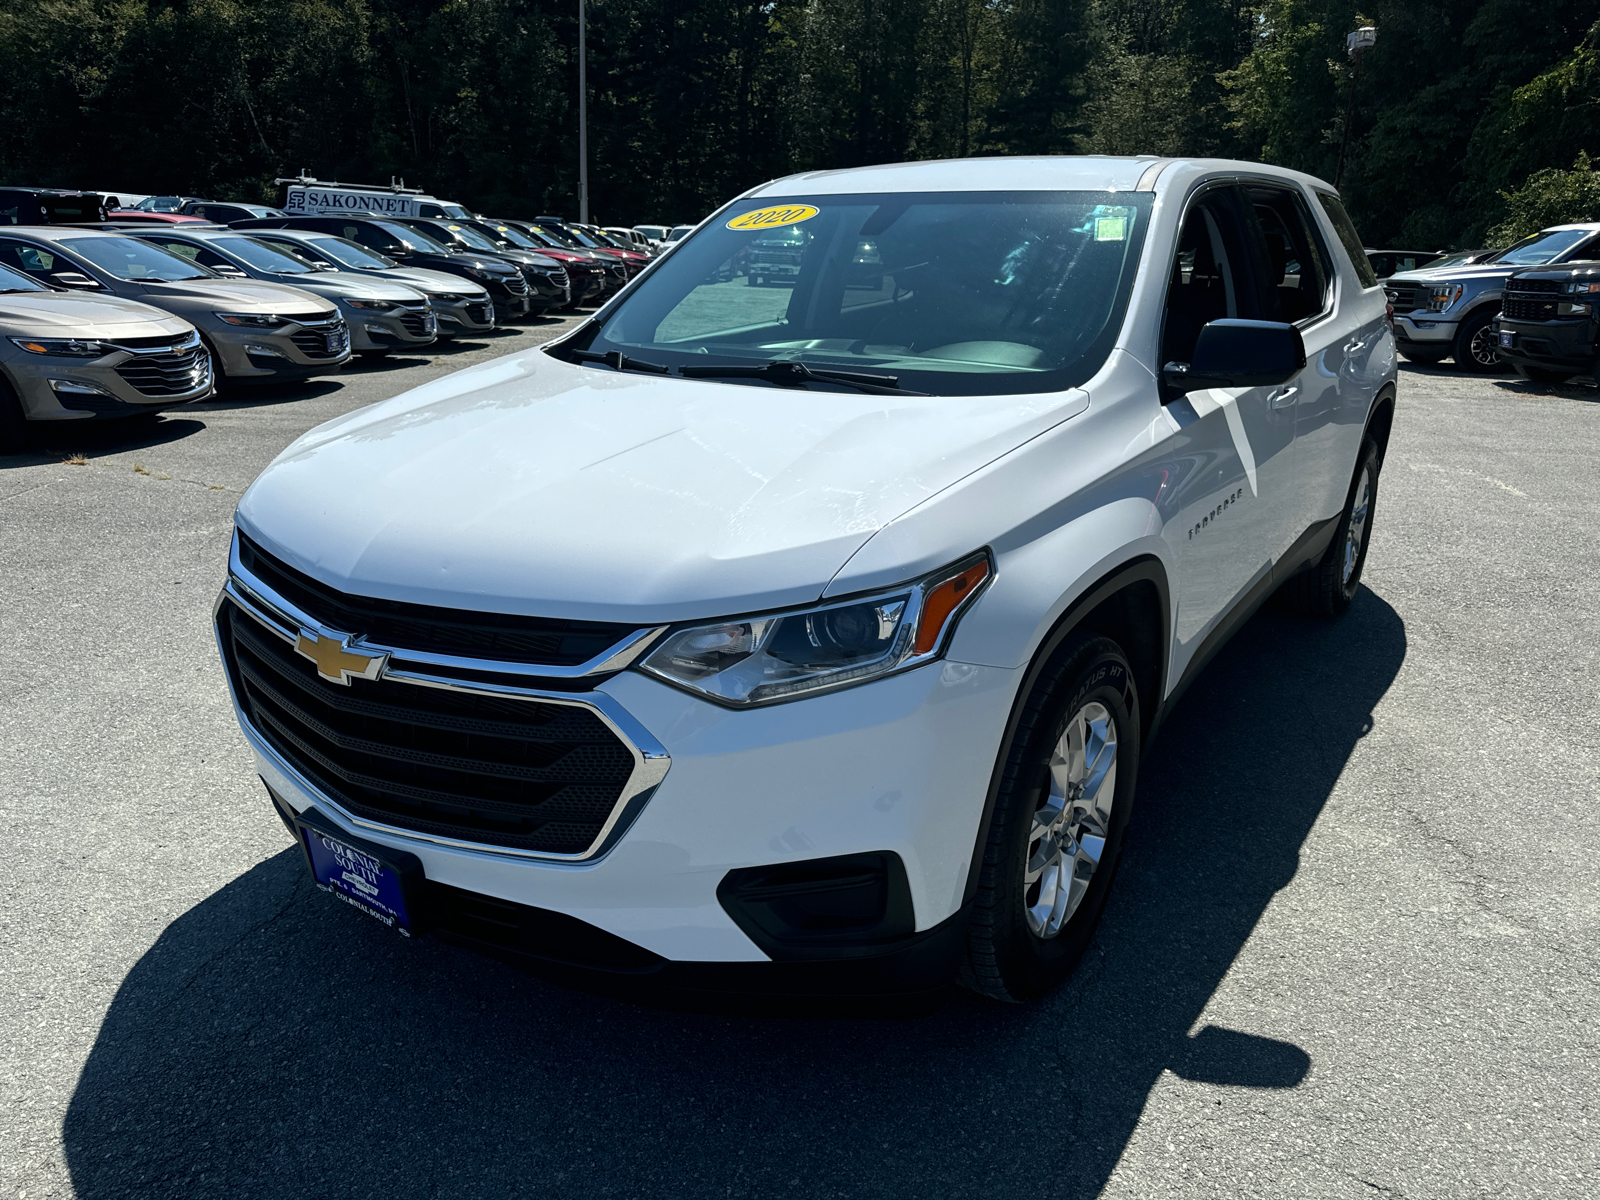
9;336;115;357
639;553;992;706
1427;283;1464;312
214;312;290;327
341;297;397;311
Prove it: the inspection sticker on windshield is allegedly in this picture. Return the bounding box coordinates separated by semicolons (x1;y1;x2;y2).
727;204;820;231
1095;216;1128;242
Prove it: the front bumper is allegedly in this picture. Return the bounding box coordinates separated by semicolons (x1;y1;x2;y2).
345;302;437;353
1;332;214;420
1393;312;1458;345
208;314;352;381
218;575;1018;985
1492;315;1597;372
434;297;495;335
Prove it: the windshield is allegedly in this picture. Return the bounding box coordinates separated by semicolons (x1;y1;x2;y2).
1492;229;1596;266
0;261;45;292
215;236;316;274
486;224;539;250
574;190;1151;396
536;224;583;249
60;236;212;281
375;220;449;253
441;223;502;252
308;236;395;269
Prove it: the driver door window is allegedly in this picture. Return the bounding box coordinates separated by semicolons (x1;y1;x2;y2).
0;240;57;281
1161;198;1251;367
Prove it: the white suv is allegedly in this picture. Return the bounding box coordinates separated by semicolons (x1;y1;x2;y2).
216;157;1396;1003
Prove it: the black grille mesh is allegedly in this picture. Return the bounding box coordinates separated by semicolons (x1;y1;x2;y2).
1502;293;1561;321
222;603;635;853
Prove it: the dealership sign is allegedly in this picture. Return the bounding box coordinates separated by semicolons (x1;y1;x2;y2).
284;186;419;217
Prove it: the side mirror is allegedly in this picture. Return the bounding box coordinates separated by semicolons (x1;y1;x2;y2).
1163;319;1305;396
212;265;249;278
49;271;103;291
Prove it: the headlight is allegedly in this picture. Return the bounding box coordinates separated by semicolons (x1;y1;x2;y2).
341;297;397;311
9;336;114;357
214;312;289;327
1558;301;1592;316
1562;280;1600;295
639;554;992;707
1427;284;1463;312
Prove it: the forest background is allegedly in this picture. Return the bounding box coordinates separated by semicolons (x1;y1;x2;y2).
2;0;1599;247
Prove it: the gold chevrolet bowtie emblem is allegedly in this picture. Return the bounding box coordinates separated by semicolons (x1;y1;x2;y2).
294;630;386;685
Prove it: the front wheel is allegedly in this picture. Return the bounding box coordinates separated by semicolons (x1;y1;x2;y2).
962;634;1140;1002
1452;308;1507;374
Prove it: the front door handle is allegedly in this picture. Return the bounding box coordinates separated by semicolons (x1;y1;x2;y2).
1268;385;1299;410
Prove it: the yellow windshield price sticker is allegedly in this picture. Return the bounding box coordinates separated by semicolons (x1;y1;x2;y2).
727;204;820;231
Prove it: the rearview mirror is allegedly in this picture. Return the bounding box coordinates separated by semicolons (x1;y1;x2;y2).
49;271;103;291
1162;319;1305;396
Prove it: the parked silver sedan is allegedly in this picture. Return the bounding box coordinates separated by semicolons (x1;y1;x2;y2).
127;228;436;359
0;228;347;385
0;261;211;450
241;229;496;340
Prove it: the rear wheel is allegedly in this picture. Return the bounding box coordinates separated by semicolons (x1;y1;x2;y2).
1514;363;1575;385
1452;308;1507;374
962;634;1139;1002
1280;438;1379;618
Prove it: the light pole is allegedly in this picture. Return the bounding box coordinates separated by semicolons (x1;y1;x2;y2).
1335;25;1376;188
578;0;589;224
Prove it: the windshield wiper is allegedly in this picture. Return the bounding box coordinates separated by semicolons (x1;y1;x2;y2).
678;359;926;396
569;348;671;375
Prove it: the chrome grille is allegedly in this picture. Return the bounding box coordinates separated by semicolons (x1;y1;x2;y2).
114;344;211;397
399;312;431;337
290;320;349;358
464;301;493;324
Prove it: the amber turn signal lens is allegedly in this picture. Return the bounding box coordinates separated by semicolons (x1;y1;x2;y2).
914;560;990;656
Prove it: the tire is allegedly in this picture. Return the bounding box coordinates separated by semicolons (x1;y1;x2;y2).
1452;308;1507;374
1279;438;1379;618
0;375;29;454
962;634;1141;1002
1398;346;1448;365
1514;363;1575;385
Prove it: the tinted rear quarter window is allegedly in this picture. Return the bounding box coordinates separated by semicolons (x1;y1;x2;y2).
1316;193;1380;289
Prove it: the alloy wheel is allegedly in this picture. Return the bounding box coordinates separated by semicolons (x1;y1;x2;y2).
1024;701;1118;938
1342;467;1371;586
1469;323;1501;369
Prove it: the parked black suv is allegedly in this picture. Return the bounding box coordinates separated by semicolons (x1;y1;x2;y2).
1492;263;1600;384
393;218;570;314
233;215;530;319
0;188;109;225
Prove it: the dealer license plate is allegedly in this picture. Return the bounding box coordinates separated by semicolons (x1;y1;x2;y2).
1499;331;1515;348
295;808;423;936
326;327;350;355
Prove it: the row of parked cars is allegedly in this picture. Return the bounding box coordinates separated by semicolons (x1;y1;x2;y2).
0;180;686;449
1376;226;1600;382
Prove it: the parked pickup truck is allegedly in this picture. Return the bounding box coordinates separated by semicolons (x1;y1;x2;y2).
216;156;1395;1004
1385;223;1600;372
1492;262;1600;384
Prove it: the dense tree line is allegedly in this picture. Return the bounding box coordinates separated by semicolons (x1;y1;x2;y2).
1;0;1598;246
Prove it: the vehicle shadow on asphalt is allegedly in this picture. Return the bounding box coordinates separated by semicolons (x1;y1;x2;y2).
61;589;1407;1199
1;414;207;468
186;380;345;411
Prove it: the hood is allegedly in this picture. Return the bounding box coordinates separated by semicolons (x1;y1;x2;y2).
1388;262;1515;285
0;292;190;337
382;267;489;297
237;350;1088;624
267;274;424;302
138;277;333;314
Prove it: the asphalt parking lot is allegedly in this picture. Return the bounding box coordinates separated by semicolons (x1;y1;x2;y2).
2;340;1597;1199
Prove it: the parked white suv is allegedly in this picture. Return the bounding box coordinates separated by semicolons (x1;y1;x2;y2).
217;157;1396;1003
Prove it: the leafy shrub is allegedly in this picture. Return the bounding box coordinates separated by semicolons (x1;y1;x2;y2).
1489;152;1600;244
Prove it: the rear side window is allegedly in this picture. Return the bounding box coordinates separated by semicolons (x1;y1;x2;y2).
1246;185;1333;323
1315;193;1380;289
